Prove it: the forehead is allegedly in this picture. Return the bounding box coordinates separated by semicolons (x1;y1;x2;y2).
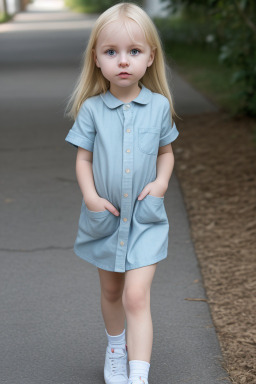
96;19;147;47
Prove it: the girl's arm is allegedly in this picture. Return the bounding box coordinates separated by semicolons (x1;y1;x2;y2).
76;147;99;206
155;143;174;189
138;143;174;200
76;147;120;215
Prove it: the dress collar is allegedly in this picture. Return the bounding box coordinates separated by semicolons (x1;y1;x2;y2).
100;84;152;109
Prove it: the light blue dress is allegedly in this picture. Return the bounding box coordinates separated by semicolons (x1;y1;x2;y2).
65;84;179;272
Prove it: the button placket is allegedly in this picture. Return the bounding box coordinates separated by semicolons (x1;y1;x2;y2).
115;104;134;272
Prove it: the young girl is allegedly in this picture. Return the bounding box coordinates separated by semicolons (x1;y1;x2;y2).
64;3;179;384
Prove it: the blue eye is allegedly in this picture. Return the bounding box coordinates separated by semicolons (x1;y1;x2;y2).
131;49;140;56
106;49;116;56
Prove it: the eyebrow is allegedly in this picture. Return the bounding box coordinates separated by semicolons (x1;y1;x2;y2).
101;43;144;49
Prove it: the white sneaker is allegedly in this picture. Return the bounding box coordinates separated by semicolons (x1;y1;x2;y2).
104;344;128;384
128;377;148;384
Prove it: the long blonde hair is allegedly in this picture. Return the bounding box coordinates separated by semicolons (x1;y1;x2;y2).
64;2;178;123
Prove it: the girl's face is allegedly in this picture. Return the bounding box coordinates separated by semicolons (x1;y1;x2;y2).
93;19;155;95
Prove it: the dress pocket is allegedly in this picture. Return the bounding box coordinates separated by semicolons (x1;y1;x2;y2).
136;194;166;224
79;200;119;239
138;127;160;155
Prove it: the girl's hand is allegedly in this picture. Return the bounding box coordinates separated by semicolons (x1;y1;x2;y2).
85;196;120;216
138;179;168;201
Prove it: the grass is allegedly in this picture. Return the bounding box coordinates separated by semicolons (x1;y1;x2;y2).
154;16;243;117
65;5;100;13
165;42;240;116
0;12;12;23
64;0;104;13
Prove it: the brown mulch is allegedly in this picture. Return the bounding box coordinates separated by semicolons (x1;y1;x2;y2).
173;111;256;384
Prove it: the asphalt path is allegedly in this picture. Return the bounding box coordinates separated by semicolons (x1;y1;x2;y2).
0;2;229;383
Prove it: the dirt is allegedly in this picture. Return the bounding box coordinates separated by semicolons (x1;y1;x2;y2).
173;111;256;384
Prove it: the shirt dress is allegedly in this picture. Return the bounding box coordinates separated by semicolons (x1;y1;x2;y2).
65;84;179;273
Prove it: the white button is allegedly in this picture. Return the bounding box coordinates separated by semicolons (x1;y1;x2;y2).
120;241;124;246
125;169;130;173
126;129;131;133
124;193;128;197
123;218;128;222
126;149;131;153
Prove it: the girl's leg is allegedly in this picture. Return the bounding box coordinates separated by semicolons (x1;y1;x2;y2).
122;263;157;363
97;268;126;335
98;269;128;384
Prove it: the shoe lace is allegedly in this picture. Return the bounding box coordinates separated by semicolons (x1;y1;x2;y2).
109;347;127;376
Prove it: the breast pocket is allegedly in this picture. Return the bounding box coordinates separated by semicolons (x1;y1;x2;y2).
79;200;119;239
138;127;160;155
136;194;166;224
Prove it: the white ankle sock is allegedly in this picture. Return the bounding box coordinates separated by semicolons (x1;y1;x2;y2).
129;360;150;382
105;328;126;350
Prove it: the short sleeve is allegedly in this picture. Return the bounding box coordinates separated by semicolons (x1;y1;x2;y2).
65;101;96;152
159;100;179;147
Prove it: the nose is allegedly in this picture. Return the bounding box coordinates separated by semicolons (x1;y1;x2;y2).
118;52;129;67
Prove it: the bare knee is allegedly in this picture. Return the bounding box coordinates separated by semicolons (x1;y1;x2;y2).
102;282;123;303
122;286;149;313
98;270;125;303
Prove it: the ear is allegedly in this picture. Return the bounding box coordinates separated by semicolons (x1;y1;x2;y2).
92;48;100;68
147;48;156;67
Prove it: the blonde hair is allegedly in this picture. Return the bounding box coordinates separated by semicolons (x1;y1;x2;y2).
64;2;178;123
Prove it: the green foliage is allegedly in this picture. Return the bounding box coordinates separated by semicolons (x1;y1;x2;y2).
161;40;242;115
161;0;256;117
65;0;143;13
64;0;113;13
0;12;12;23
154;16;217;48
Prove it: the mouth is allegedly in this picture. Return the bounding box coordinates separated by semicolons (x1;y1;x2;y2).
117;72;131;78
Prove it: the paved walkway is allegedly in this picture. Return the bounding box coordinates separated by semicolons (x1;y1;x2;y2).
0;2;229;383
